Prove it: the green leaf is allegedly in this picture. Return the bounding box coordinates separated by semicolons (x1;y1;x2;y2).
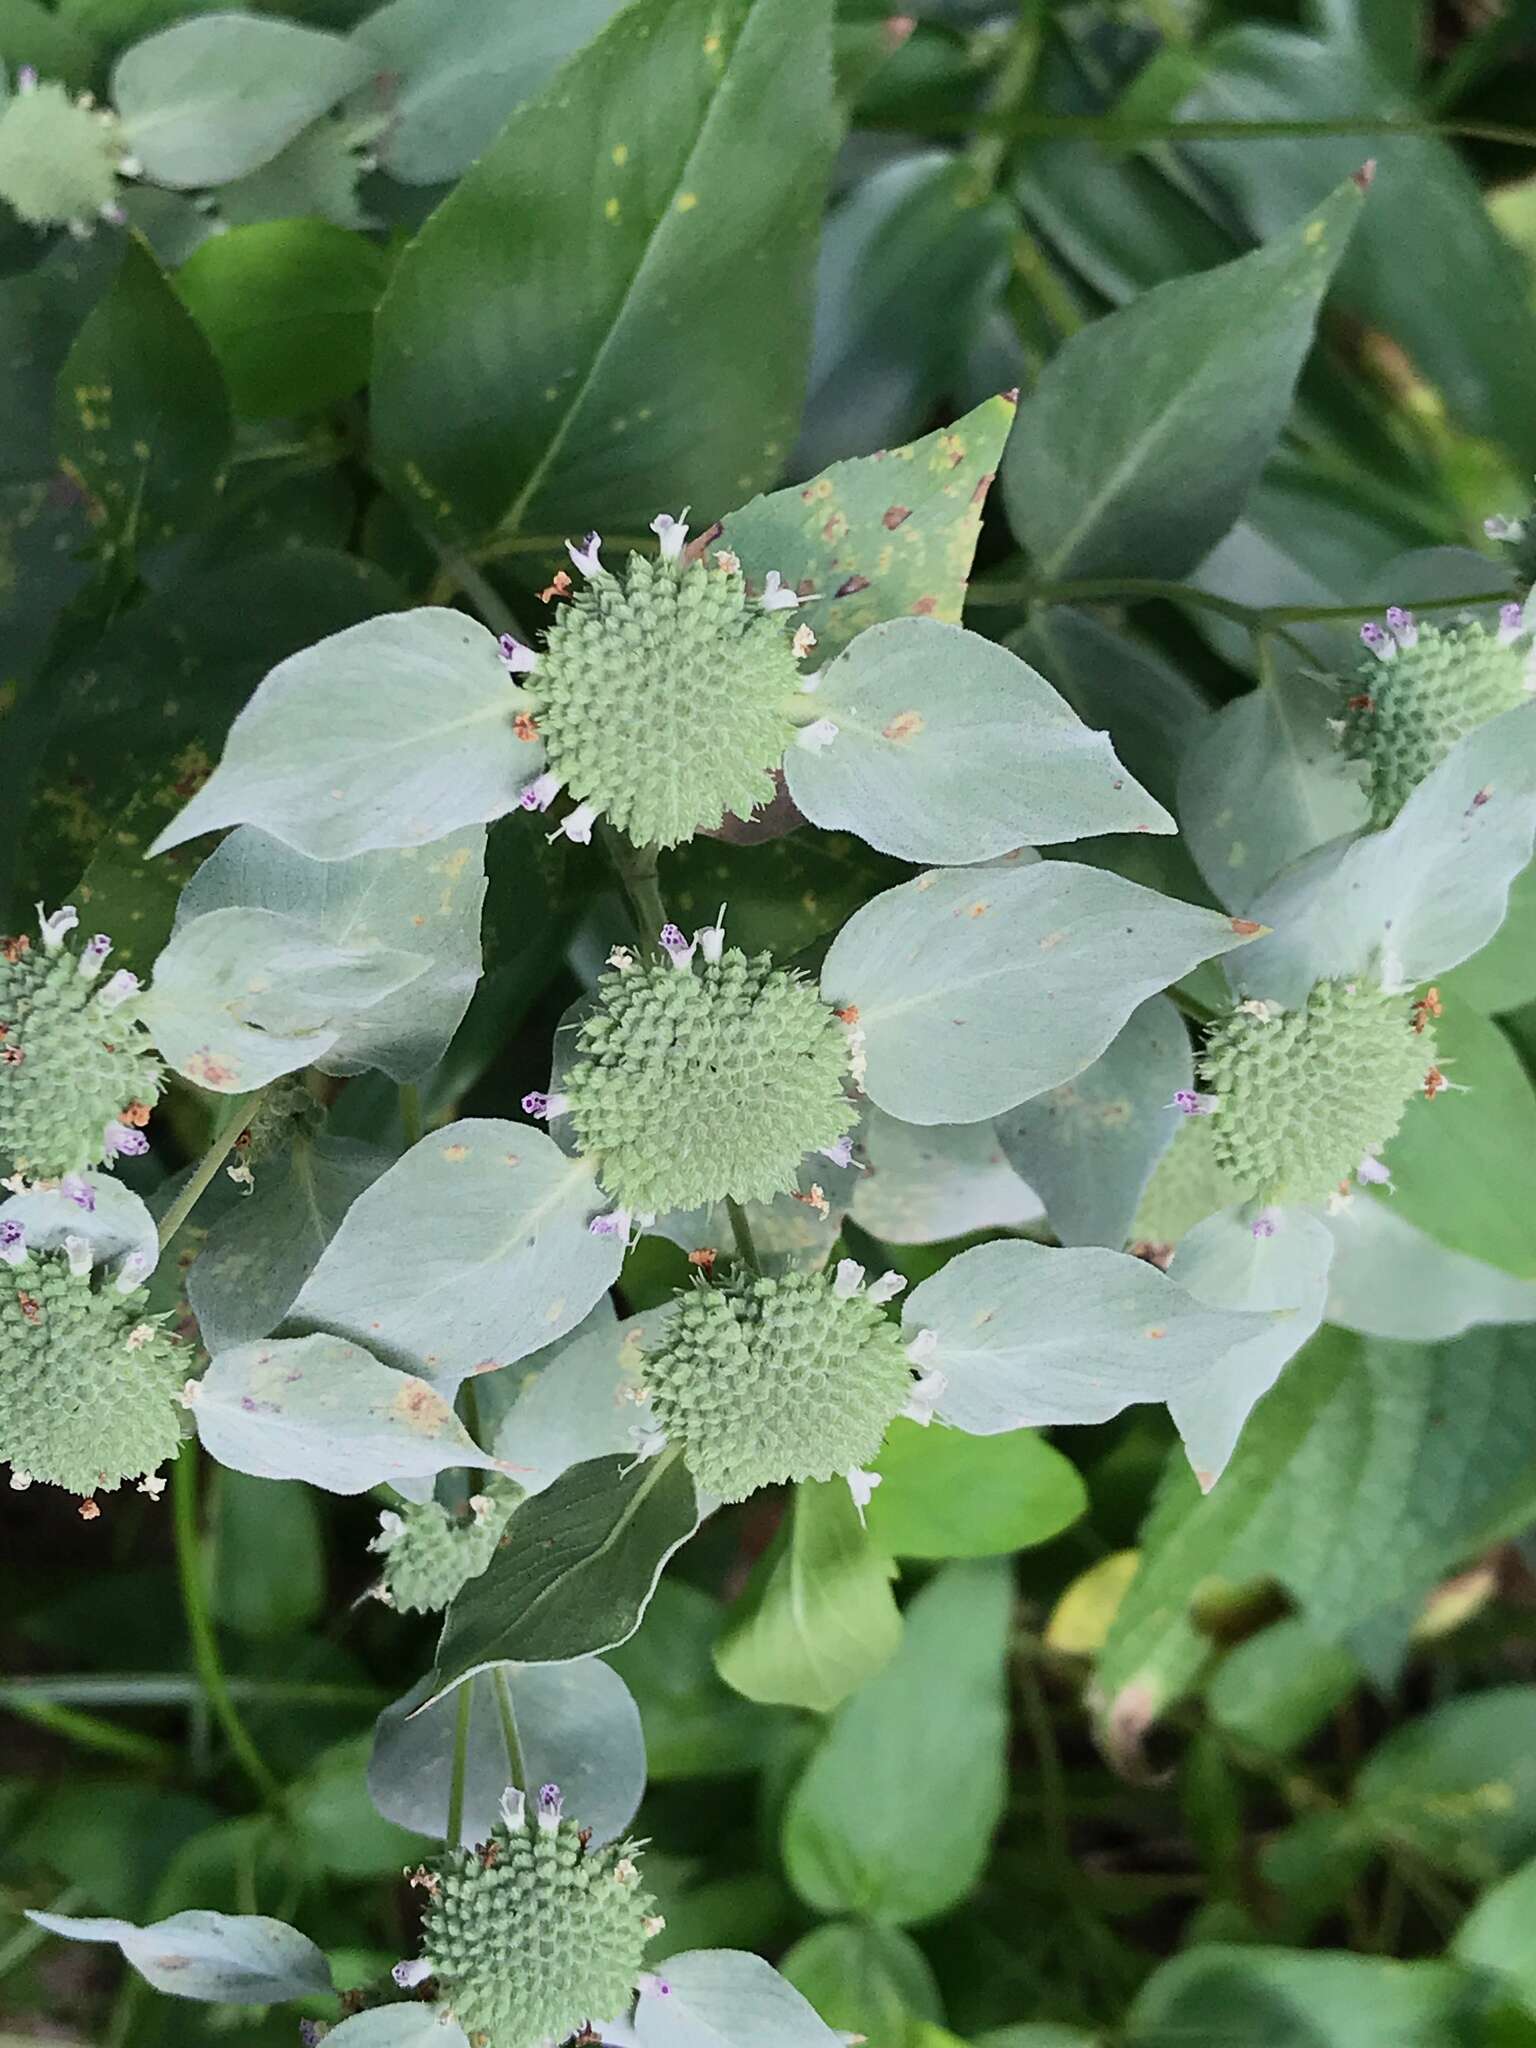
211;1470;324;1640
188;1132;389;1357
1206;1615;1361;1758
111;14;370;188
192;1333;495;1493
26;1909;331;2005
369;1658;644;1847
782;1560;1010;1925
1455;1855;1536;2010
143;905;426;1092
1001;179;1362;583
851;1107;1042;1248
353;0;626;185
995;996;1190;1249
175;220;389;417
635;1949;843;2048
785;618;1170;864
821;862;1256;1124
720;393;1015;667
69;778;209;977
1123;1945;1486;2048
372;0;836;548
1097;1326;1536;1740
291;1119;623;1390
174;825;487;1083
607;1579;787;1780
55;233;231;555
866;1417;1086;1560
0;234;120;489
1379;996;1536;1279
1324;1198;1536;1343
713;1479;901;1713
432;1450;701;1688
779;1922;943;2048
490;1307;670;1496
1350;1687;1536;1884
1446;860;1536;1016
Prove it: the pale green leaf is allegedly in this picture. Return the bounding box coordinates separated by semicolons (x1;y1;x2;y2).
26;1909;331;2004
1455;1855;1536;2008
635;1950;843;2048
779;1922;942;2048
850;1107;1042;1247
1124;1946;1484;2048
1324;1199;1536;1342
491;1307;667;1496
866;1418;1086;1560
1352;1687;1536;1883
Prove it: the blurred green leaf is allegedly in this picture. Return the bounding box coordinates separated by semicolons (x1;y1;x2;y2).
1124;1945;1487;2047
607;1580;788;1780
779;1919;943;2048
866;1418;1085;1561
211;1471;324;1640
1352;1687;1536;1885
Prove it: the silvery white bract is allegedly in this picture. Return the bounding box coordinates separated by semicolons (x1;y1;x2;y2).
26;1910;331;2004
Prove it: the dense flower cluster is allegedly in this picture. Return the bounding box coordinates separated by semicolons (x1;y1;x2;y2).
369;1479;521;1614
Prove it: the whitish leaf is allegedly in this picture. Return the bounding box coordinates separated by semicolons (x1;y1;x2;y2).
432;1452;701;1692
782;1562;1010;1924
1178;660;1367;914
866;1419;1086;1561
355;0;624;185
370;1659;644;1848
635;1950;843;2048
27;1909;330;2004
1324;1199;1536;1342
148;610;530;862
192;1333;495;1494
0;1177;156;1270
995;996;1189;1248
187;1133;390;1356
143;906;426;1093
721;394;1015;668
176;825;487;1082
850;1107;1042;1247
1238;700;1536;1003
324;2009;470;2046
1168;1206;1335;1488
491;1309;667;1497
112;15;370;187
1096;1327;1536;1737
785;619;1169;864
821;862;1255;1124
1001;180;1362;583
1124;1946;1483;2048
903;1239;1266;1450
713;1479;901;1714
290;1120;622;1390
371;0;836;549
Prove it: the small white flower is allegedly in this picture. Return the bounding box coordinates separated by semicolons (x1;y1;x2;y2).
630;1424;669;1461
10;1469;33;1491
124;1323;156;1352
37;902;79;953
795;717;839;754
499;1785;527;1831
846;1467;882;1520
567;531;604;578
905;1327;939;1367
714;548;741;574
63;1234;92;1279
607;945;637;973
866;1270;907;1306
903;1367;947;1426
97;969;141;1013
760;570;803;613
114;1249;152;1294
695;905;727;964
792;624;817;660
369;1510;406;1554
833;1258;865;1299
137;1474;167;1500
651;508;690;562
392;1958;432;1990
550;800;599;845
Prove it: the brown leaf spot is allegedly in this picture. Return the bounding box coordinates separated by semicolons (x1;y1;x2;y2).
834;574;871;598
442;1143;469;1161
911;594;938;616
882;709;925;744
882;504;912;529
185;1049;240;1088
970;470;996;507
1229;918;1263;937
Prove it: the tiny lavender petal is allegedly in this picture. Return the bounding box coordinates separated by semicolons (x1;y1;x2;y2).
659;923;696;969
519;770;561;813
522;1090;569;1121
1498;602;1526;647
1385;606;1418;649
1360;620;1395;661
1171;1089;1219;1116
392;1959;432;1990
567;531;604;578
499;634;539;673
821;1134;855;1169
61;1173;96;1212
1249;1207;1281;1240
78;934;112;980
97;969;141;1013
650;508;690;562
1357;1155;1393;1187
103;1120;149;1160
0;1219;26;1267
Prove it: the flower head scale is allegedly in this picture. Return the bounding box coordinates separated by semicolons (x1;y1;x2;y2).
517;523;820;847
554;916;858;1217
415;1790;656;2048
1344;608;1536;827
642;1266;920;1501
0;915;160;1180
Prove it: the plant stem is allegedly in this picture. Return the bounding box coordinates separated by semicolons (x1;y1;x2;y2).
171;1444;283;1807
0;1676;383;1708
1168;986;1219;1028
424;537;524;641
156;1091;264;1254
447;1684;472;1848
399;1082;424;1149
725;1196;761;1273
492;1667;525;1791
599;824;669;950
862;108;1536;151
965;1;1047;194
0;1694;174;1768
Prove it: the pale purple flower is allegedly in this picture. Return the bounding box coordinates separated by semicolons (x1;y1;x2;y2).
1250;1208;1281;1240
794;717;839;754
498;633;538;673
567;531;604;578
97;969;140;1014
1171;1090;1218;1116
114;1248;152;1294
1360;620;1395;662
1357;1155;1393;1187
519;770;561;813
17;66;37;92
522;1090;569;1121
99;200;127;228
1385;605;1418;649
61;1173;96;1212
821;1134;855;1169
1498;602;1525;647
659;923;695;970
651;509;690;562
37;903;78;953
0;1220;26;1268
549;800;598;845
759;570;803;614
537;1782;563;1832
103;1119;148;1160
392;1958;432;1990
1485;515;1525;543
78;934;112;981
589;1207;632;1241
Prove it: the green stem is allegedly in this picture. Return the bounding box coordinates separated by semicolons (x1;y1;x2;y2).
725;1196;761;1274
399;1081;424;1149
0;1694;174;1768
598;824;669;951
1168;986;1218;1029
1263;588;1510;623
863;108;1536;151
965;1;1047;194
970;574;1260;627
0;1886;87;1983
171;1444;283;1806
492;1666;526;1792
447;1684;472;1848
156;1091;264;1254
0;1676;383;1708
423;536;525;642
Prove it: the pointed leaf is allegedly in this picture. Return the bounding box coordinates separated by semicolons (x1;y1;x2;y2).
903;1238;1267;1442
1002;179;1362;582
865;1418;1086;1560
324;2012;470;2047
371;0;836;548
721;394;1015;666
821;862;1256;1123
491;1308;668;1496
433;1451;700;1691
143;905;426;1092
713;1479;901;1713
27;1909;330;2005
785;618;1169;864
850;1107;1042;1247
370;1659;644;1848
148;609;528;862
192;1333;494;1494
290;1119;622;1390
636;1951;843;2048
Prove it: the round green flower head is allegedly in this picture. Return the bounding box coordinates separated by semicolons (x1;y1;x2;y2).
0;907;161;1180
0;1228;180;1498
1130;1115;1245;1252
1347;606;1533;827
0;70;133;233
503;513;831;849
642;1261;930;1502
369;1479;520;1615
402;1783;660;2048
528;915;859;1224
1;905;160;1179
1183;979;1437;1208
